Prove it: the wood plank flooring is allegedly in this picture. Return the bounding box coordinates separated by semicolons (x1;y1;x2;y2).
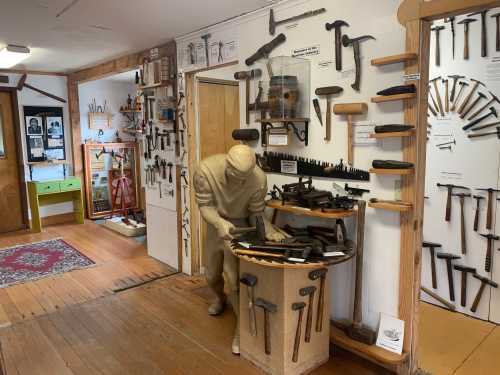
0;221;391;374
0;221;177;327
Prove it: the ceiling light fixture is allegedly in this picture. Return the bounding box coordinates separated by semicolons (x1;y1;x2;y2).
0;45;31;69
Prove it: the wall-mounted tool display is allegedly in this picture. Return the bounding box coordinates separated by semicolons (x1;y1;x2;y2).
464;109;498;131
476;188;500;230
472;195;484;231
431;25;445;66
312;99;323;126
443;78;449;113
471;274;498;313
460;92;487;119
234;69;262;125
451;81;469;111
269;7;326;36
245;33;286;74
240;273;258;337
423;242;441;289
448;75;464;103
291;301;306;363
257;152;370;181
421;286;456;311
341;34;375;91
315;86;343;141
452;193;471;254
453;265;476;308
201;33;211;67
377;84;416;96
493;12;500;52
436;183;469;222
299;286;316;343
430;77;445;116
255;298;277;355
333;103;368;166
458;79;485;115
480;233;499;272
371;160;414;169
325;20;349;71
444;17;456;59
436;252;461;302
467;10;488;57
309;268;327;333
458;18;477;60
468;92;500;121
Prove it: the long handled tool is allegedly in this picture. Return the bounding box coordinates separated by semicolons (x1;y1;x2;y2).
299;286;316;343
436;252;461;302
421;286;456;311
431;26;445;66
453;193;471;254
291;302;306;362
17;74;66;103
333;103;368;166
342;34;375;91
255;298;277;355
454;265;476;307
468;10;488;57
315;86;343;141
240;274;258;336
269;8;325;35
423;241;441;289
471;274;498;313
458;18;477;60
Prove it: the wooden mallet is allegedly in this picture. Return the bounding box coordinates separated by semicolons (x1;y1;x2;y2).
333;103;368;166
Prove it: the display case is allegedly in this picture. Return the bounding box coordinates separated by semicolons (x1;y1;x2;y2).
83;142;140;219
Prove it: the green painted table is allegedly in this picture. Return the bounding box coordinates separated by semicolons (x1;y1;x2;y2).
27;177;84;233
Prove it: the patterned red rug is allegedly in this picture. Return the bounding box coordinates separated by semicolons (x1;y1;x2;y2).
0;238;95;288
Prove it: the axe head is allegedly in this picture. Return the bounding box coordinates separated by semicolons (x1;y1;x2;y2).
240;273;257;287
269;9;276;35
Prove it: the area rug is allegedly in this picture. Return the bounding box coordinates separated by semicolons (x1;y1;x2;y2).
0;238;95;288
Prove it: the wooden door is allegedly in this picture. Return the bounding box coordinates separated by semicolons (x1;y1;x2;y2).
0;91;26;232
197;79;240;266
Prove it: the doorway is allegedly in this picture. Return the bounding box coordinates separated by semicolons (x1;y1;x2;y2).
197;77;241;267
0;89;27;233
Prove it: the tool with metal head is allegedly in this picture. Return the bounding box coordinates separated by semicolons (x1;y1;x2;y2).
184;238;189;257
333;103;368;166
423;241;441;289
429;77;445;116
308;268;327;333
476;188;500;230
436;183;469;221
443;78;450;112
229;215;266;241
453;265;477;307
325;20;349;71
451;81;469;111
421;286;456;311
428;101;438;117
240;273;258;337
444;17;456;58
431;25;445;66
269;7;325;36
299;286;316;343
429;86;440;115
458;18;477;59
245;33;287;76
480;233;499;272
315;86;343;141
468;126;500;140
448;75;465;102
458;79;485;115
461;92;487;119
463;107;498;130
234;69;262;125
492;13;500;52
201;33;211;67
468;91;500;121
341;34;376;91
312;98;323;126
255;298;277;355
291;302;306;363
473;195;485;231
16;73;67;103
468;9;488;57
436;252;461;301
471;274;498;313
453;193;471;254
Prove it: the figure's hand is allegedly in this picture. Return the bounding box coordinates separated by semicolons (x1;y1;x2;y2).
265;227;288;242
215;220;235;240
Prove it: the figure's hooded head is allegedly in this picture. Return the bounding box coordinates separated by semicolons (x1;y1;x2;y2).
225;144;256;184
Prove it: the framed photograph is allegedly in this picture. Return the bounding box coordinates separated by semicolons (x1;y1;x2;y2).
46;116;63;136
26;116;43;135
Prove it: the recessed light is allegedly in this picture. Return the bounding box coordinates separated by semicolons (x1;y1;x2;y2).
0;45;31;69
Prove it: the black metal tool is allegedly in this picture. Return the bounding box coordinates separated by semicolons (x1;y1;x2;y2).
374;124;414;133
255;299;277;355
471;274;498;313
201;33;211;67
325;20;349;71
468;91;500;121
463;107;498;130
245;33;286;67
423;241;441;289
377;84;416;96
292;302;306;362
372;160;414;169
344;183;370;196
431;25;445;66
492;13;500;52
453;264;476;307
342;34;376;91
468;9;488;57
167;162;173;183
473;195;484;231
436;252;461;301
269;7;326;35
160;160;167;179
312;98;323;126
444;17;456;59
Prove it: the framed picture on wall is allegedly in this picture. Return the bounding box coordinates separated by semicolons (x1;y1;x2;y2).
23;106;65;163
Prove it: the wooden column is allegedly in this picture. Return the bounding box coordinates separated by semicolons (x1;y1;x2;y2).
67;78;82;177
399;19;431;374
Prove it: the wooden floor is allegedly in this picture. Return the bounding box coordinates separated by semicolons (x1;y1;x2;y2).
418;302;500;375
0;221;391;375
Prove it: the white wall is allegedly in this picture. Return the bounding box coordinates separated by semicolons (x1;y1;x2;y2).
178;0;406;329
423;10;500;322
0;73;72;218
78;79;137;143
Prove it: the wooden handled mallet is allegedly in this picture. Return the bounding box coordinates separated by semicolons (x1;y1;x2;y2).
333;103;368;166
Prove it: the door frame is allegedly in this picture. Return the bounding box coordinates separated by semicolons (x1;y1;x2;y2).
0;87;29;230
398;1;500;373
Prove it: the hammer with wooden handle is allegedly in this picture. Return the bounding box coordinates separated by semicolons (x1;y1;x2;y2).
315;86;343;142
255;298;277;355
333;103;368;166
292;302;306;362
471;274;498;313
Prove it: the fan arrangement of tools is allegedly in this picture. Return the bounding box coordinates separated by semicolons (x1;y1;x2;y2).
428;75;500;142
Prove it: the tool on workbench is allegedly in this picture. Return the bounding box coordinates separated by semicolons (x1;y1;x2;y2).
458;79;485;115
453;265;476;308
460;92;487;119
468;9;488;57
436;183;469;221
431;25;445;66
308;268;327;332
333;103;368;166
315;86;343;141
423;241;441;289
472;195;484;231
325;20;349;71
476;188;500;230
458;18;477;60
451;81;469;111
480;233;499;272
201;33;211;67
448;75;464;103
269;7;326;35
342;34;375;91
299;286;316;343
452;193;471;254
444;17;456;59
436;252;461;302
471;274;498;313
468;91;500;121
312;98;323;126
255;298;277;355
234;69;262;125
292;302;306;363
464;109;498;131
240;273;258;337
429;77;445;117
